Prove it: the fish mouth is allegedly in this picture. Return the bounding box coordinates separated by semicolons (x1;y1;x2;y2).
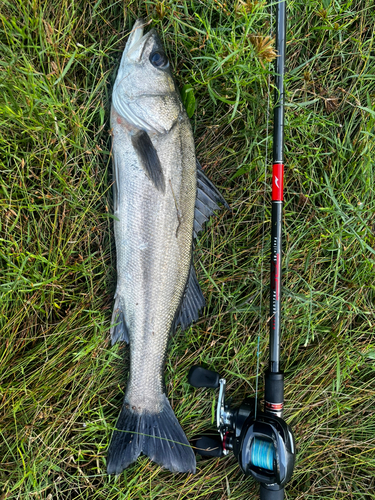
126;19;153;60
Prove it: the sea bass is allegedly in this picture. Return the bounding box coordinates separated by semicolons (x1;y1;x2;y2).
107;19;227;475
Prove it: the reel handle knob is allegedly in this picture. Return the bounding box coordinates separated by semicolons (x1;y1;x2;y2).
188;365;220;389
195;436;223;457
260;485;284;500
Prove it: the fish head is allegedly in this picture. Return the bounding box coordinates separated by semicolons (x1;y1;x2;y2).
112;19;183;134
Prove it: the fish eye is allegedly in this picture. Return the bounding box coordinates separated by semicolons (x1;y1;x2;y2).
150;51;169;69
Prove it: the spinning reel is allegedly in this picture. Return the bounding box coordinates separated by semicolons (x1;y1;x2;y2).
188;366;295;499
188;1;295;498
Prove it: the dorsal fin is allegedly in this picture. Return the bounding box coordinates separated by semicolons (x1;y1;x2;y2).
194;159;229;238
173;161;228;333
173;264;205;333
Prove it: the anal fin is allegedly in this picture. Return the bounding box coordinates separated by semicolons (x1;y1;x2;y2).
110;295;129;345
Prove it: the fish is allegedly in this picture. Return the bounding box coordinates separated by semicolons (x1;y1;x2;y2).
107;19;228;475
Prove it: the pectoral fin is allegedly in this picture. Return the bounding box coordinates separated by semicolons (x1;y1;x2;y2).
131;130;166;193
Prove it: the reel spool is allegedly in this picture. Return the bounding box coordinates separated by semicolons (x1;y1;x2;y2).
251;437;275;471
188;366;295;498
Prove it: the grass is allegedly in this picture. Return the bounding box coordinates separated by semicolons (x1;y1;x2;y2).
1;0;375;498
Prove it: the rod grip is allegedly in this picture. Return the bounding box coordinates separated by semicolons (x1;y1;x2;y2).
260;485;284;500
265;371;284;410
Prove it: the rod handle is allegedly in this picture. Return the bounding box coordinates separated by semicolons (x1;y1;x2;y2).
264;371;284;414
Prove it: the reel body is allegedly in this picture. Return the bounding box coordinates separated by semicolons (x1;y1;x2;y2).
188;366;295;495
234;408;295;487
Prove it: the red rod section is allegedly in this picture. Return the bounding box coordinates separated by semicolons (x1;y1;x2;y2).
272;163;284;201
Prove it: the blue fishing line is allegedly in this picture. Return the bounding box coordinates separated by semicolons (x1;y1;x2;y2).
251;438;275;471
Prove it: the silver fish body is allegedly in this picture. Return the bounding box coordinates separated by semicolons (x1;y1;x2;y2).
107;20;227;475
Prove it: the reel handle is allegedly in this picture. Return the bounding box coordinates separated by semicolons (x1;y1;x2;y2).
260;485;284;500
187;365;220;389
195;435;224;457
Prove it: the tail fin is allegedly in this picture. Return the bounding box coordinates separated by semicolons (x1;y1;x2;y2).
107;394;196;474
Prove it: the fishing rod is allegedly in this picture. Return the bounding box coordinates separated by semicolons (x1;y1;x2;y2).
188;1;295;498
